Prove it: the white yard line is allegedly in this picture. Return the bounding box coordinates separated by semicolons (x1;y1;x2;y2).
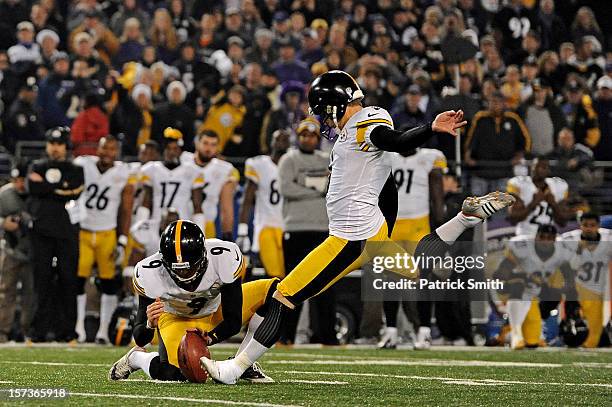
278;370;612;389
281;380;347;385
0;381;14;384
267;359;565;368
0;361;107;367
69;392;302;407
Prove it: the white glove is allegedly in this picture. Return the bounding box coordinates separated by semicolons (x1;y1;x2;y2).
192;213;206;235
236;223;251;253
135;206;151;223
114;234;128;266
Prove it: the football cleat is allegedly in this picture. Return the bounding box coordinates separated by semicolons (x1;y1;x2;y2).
461;191;515;220
414;326;432;350
200;357;241;385
377;327;398;349
108;346;146;380
95;337;109;345
240;362;275;383
511;338;526;350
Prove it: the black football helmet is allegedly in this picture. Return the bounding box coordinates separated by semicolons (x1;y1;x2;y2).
308;70;363;141
160;220;208;289
559;316;589;347
45;126;71;146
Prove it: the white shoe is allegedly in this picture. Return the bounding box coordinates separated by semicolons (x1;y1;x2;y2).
108;346;146;380
200;357;242;385
462;191;515;220
76;326;86;343
414;327;431;350
377;327;398;349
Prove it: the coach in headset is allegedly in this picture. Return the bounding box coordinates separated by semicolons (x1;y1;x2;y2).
27;127;84;342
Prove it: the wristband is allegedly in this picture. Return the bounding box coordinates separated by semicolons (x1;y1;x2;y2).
118;234;128;247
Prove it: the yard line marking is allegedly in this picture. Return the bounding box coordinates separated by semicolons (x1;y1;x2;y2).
282;380;348;385
124;378;186;384
442;380;507;386
573;362;612;368
0;361;107;367
267;359;565;368
278;370;612;389
69;392;302;407
0;381;14;384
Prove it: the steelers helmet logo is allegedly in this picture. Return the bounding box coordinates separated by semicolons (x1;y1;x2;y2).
45;168;62;183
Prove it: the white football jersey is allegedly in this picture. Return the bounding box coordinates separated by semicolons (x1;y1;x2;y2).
140;161;204;222
506;235;572;299
130;219;161;257
561;229;612;295
181;153;239;222
75;156;136;231
391;148;447;219
327;106;394;240
129;162;145;225
132;239;244;318
245;155;284;249
506;176;568;237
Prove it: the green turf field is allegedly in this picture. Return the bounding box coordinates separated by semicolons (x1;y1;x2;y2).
0;344;610;406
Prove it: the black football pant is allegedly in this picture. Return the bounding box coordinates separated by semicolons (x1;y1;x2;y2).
30;232;79;341
280;230;338;345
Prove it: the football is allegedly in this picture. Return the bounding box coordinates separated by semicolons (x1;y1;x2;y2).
177;328;211;383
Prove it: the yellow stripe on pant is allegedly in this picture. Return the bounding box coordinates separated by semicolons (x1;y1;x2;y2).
205;221;217;239
278;221;417;305
157;278;276;367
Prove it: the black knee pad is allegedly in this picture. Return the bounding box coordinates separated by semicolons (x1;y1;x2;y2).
98;277;120;295
148;356;187;381
253;297;292;347
255;279;280;318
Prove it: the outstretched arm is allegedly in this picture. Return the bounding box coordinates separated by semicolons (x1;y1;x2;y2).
370;110;466;152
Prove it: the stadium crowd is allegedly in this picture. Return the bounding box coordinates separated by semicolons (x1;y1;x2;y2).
0;0;610;348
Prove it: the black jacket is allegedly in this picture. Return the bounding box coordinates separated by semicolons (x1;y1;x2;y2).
151;102;195;151
27;158;84;238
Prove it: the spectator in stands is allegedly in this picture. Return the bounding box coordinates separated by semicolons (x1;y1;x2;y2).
593;75;612;161
246;28;277;69
0;160;34;343
538;51;565;95
297;29;324;68
69;9;119;67
493;0;539;63
263;81;306;151
70;92;109;156
110;83;153;157
508;30;541;67
3;78;44;153
8;21;41;79
271;11;295;47
324;23;358;68
71;32;108;81
392;84;428;132
0;0;29;51
241;0;266;42
359;65;394;111
36;29;61;70
114;18;146;69
537;0;567;52
518;78;566;157
548;128;594;191
571;7;604;46
109;0;150;37
561;79;601;149
30;2;57;35
37;52;73;129
501;65;524;110
218;7;248;48
149;8;178;64
200;85;246;152
272;37;311;85
567;36;604;85
151;81;194;151
465;91;530;195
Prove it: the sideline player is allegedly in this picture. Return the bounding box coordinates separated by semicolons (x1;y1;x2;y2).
181;130;239;239
562;213;612;348
237;130;290;278
380;147;447;348
74;136;136;343
137;128;205;229
495;225;573;349
109;220;274;382
201;70;515;383
507;157;571;237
